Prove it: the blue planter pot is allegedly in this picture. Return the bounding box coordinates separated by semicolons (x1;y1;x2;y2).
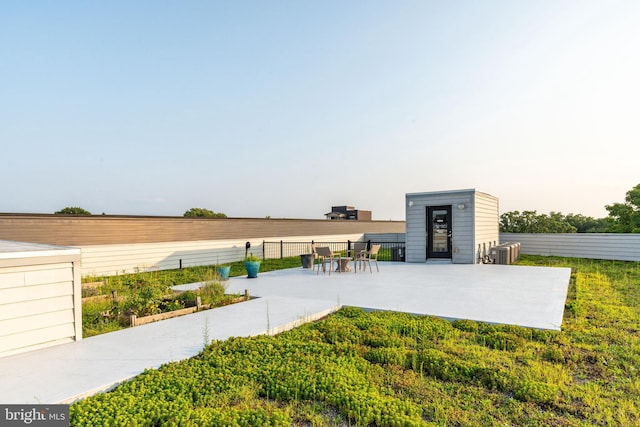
245;261;261;278
217;266;231;280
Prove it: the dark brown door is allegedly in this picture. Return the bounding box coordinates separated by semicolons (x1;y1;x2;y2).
427;206;452;259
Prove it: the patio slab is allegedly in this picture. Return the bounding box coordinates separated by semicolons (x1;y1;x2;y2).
0;296;339;404
0;262;570;404
224;262;571;331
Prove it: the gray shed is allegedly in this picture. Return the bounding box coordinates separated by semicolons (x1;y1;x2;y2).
405;189;499;264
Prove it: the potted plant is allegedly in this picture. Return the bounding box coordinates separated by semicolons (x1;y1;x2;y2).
244;254;261;278
216;265;231;280
300;253;314;269
300;246;315;269
215;257;231;280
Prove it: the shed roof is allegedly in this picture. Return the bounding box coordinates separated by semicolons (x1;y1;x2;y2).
406;188;498;200
0;240;80;260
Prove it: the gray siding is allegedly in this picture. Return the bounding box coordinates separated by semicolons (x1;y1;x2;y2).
452;196;474;264
500;233;640;261
406;189;499;264
406;189;476;263
474;192;500;262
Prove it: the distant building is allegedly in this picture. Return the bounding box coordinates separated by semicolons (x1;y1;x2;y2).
324;205;372;221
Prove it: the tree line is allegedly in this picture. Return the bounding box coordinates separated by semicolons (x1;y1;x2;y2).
500;183;640;233
53;184;640;233
53;207;227;218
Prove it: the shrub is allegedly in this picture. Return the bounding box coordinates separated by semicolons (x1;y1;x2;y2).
54;206;91;215
198;280;226;306
514;380;558;404
176;290;197;306
123;283;165;317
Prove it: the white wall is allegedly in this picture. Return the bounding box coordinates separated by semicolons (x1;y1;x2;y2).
0;242;82;357
364;233;405;242
500;233;640;261
79;234;366;277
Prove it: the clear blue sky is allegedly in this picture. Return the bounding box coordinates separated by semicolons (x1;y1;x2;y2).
2;1;638;220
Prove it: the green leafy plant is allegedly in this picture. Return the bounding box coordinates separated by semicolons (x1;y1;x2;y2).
245;253;261;262
122;282;165;317
198;280;226;306
54;206;91;215
183;207;227;218
72;256;640;426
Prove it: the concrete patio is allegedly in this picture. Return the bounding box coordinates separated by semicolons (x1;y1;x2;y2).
222;262;571;331
0;262;570;404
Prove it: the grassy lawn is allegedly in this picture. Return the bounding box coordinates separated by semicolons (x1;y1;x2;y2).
71;255;640;426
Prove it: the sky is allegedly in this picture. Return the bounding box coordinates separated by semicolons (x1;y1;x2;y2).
1;1;638;220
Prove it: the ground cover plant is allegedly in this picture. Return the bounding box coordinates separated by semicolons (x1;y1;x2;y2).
71;256;640;426
82;257;302;337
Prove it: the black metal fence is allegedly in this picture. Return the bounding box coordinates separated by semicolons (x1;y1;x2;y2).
262;240;406;262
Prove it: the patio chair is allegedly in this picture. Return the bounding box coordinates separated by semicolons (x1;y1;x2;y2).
350;242;368;273
316;246;339;275
362;245;381;273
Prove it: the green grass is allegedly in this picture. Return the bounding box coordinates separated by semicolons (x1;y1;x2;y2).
82;257;303;337
72;255;640;426
82;256;303;288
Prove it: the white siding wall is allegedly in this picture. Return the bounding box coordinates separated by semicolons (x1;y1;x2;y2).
474;192;500;263
0;255;81;357
500;233;640;261
364;233;406;243
79;234;365;277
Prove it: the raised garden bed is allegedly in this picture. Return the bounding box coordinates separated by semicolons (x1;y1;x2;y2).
81;257;303;337
82;274;246;337
128;291;250;327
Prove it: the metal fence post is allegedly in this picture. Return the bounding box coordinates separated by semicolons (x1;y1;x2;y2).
280;240;284;259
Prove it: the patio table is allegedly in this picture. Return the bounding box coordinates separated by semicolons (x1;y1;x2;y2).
335;258;351;272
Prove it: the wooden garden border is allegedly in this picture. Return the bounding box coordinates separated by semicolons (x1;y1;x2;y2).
128;291;250;327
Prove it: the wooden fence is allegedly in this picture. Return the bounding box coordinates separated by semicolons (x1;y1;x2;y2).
0;214;405;246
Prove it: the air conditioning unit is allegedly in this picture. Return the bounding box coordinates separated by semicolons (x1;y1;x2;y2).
489;242;521;265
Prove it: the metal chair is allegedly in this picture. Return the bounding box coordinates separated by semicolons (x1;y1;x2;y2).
362;245;381;273
316;246;339;275
350;242;368;273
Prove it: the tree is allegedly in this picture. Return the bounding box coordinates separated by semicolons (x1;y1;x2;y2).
500;210;537;233
499;210;576;233
605;183;640;233
55;207;91;215
183;208;227;218
564;213;609;233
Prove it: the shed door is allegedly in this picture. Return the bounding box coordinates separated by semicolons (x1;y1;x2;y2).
427;206;452;259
